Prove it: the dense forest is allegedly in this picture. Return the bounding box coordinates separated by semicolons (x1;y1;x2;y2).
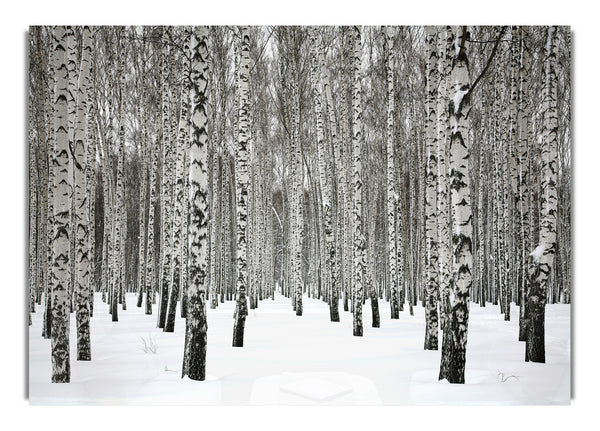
27;25;571;387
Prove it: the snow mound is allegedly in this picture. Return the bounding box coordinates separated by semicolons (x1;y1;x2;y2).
279;374;353;401
250;372;381;405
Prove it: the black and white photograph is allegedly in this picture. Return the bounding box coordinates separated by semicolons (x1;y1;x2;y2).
25;23;572;406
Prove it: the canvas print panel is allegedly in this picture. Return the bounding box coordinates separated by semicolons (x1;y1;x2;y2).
27;25;571;405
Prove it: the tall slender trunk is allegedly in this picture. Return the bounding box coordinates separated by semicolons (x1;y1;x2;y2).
517;27;532;341
158;27;174;328
136;29;149;309
351;26;364;337
86;83;97;317
424;27;439;350
165;34;191;332
182;26;210;380
526;26;559;363
44;39;56;340
66;26;78;314
50;25;72;383
232;26;251;346
385;26;399;320
144;35;161;315
437;26;453;333
310;28;339;322
73;25;93;360
439;26;473;384
28;51;38;323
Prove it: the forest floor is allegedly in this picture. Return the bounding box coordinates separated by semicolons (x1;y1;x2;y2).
28;291;570;405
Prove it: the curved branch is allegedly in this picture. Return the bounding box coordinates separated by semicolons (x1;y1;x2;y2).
469;26;508;96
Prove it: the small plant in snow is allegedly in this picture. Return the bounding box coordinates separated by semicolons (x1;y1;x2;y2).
497;370;520;383
140;335;158;354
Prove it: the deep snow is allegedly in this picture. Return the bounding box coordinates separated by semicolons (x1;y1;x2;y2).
28;292;570;405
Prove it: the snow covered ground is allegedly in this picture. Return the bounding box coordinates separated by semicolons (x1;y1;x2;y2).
28;292;570;405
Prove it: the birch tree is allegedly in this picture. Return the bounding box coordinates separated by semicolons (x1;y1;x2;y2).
351;26;364;337
424;27;439;350
318;30;341;322
385;26;400;320
73;25;93;360
526;26;559;363
165;27;191;332
232;26;251;346
438;26;473;384
158;27;174;329
182;26;210;380
50;25;72;383
436;26;453;336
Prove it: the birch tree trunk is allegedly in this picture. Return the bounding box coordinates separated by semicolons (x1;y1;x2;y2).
158;27;174;328
232;26;251;346
437;26;453;333
136;32;149;309
351;26;364;337
145;46;160;314
339;27;353;313
385;26;399;320
526;26;559;363
44;40;56;340
439;26;473;384
424;27;439;350
165;31;191;331
506;26;520;321
28;49;38;323
73;25;92;360
86;83;97;317
208;146;219;309
50;25;72;383
66;27;78;313
182;26;210;380
112;27;127;319
318;32;341;322
517;26;532;341
310;28;339;322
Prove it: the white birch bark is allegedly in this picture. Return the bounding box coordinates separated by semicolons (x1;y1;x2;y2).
438;26;473;384
437;26;453;331
158;27;174;328
44;40;56;339
86;82;97;317
208;36;219;309
66;26;78;310
424;27;439;350
507;26;520;319
342;27;353;313
145;126;159;315
136;138;147;308
112;28;127;318
288;28;304;316
385;26;399;319
28;70;38;323
517;27;532;341
166;43;190;331
50;25;72;382
73;25;92;360
351;26;364;337
32;28;49;313
182;26;210;380
320;31;342;321
526;26;559;363
309;27;339;321
233;26;251;345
